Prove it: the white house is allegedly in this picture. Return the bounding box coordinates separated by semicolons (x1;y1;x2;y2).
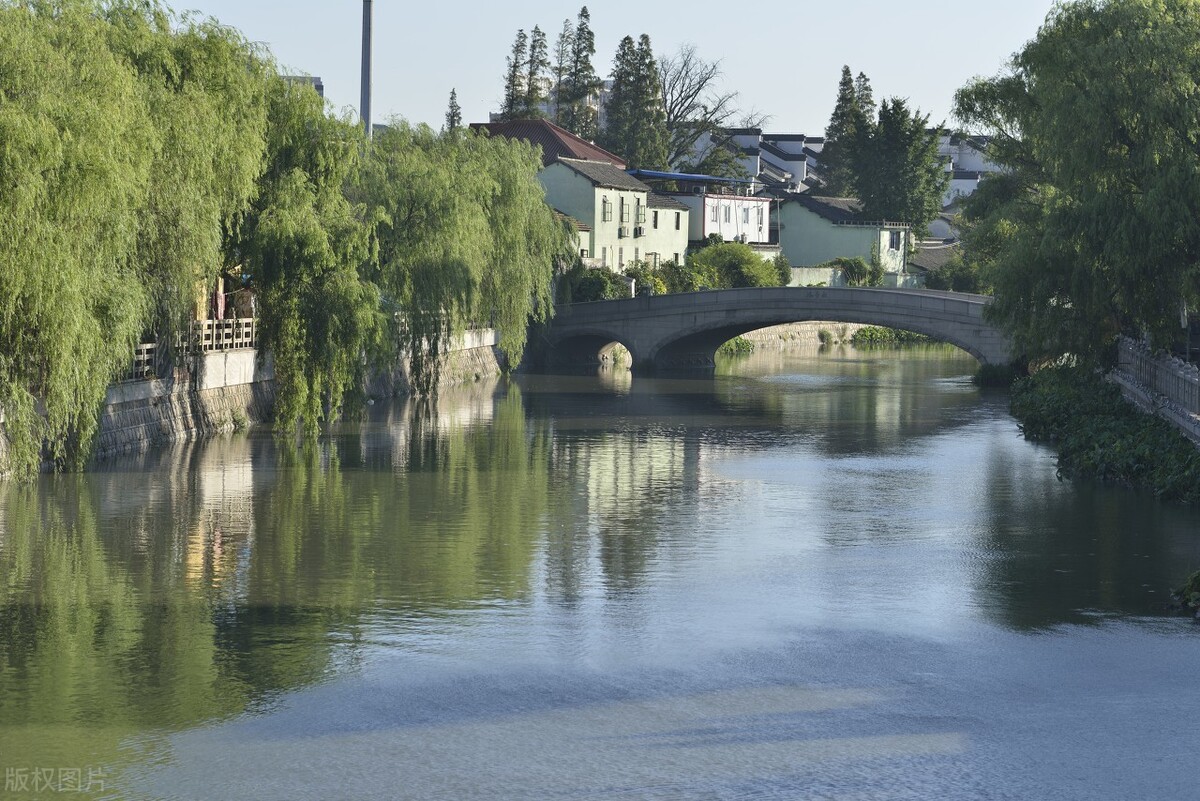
539;158;689;270
936;132;1003;205
666;190;773;246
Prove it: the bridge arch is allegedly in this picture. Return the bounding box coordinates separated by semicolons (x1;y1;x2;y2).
542;287;1011;372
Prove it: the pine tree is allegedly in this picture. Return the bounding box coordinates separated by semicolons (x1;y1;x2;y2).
500;29;528;120
854;71;876;122
523;26;549;117
560;7;600;139
551;18;574;123
819;66;862;196
444;88;461;132
601;35;667;169
853;99;947;237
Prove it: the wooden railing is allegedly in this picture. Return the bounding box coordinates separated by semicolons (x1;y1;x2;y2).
119;318;257;383
1118;336;1200;416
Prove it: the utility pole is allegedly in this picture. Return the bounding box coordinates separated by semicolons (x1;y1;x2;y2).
360;0;373;137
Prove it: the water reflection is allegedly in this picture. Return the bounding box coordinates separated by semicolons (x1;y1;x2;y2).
2;347;1199;798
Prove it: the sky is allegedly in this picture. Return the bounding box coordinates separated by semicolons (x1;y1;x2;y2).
178;0;1058;135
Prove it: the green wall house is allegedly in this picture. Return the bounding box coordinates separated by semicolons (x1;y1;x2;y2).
775;194;915;287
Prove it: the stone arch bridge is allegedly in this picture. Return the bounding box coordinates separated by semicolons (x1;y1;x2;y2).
537;287;1011;371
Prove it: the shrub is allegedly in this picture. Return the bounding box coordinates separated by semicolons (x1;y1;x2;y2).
689;242;779;289
850;326;931;346
717;336;754;356
818;329;834;345
1010;365;1200;502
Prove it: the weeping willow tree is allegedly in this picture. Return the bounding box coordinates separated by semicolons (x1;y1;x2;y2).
0;0;271;478
360;123;571;392
0;2;153;479
242;77;383;436
101;1;272;354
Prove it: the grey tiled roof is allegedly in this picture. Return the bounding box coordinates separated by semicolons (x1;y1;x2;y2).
647;193;689;211
556;158;650;191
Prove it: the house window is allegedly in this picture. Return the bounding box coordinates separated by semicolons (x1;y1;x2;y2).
742;207;750;224
580;248;589;258
634;247;639;262
674;252;680;264
649;252;660;266
635;200;646;224
602;198;612;222
757;206;764;227
601;246;607;265
675;212;681;230
652;210;659;229
620;197;629;223
889;230;902;251
710;204;718;222
618;247;624;267
723;204;731;223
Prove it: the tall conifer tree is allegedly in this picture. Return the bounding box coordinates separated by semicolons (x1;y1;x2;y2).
819;66;862;196
444;88;461;131
601;35;667;169
551;18;574;123
500;29;528;120
560;7;600;139
523;26;549;117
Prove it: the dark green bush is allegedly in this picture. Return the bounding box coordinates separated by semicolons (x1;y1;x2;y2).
850;326;931;346
1010;366;1200;502
717;336;754;356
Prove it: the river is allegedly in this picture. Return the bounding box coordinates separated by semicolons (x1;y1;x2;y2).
2;345;1198;800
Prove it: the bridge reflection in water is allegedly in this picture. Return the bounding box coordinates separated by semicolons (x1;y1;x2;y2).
538;287;1011;371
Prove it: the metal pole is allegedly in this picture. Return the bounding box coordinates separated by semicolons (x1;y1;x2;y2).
360;0;373;137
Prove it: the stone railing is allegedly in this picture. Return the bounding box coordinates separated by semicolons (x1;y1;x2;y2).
194;317;256;353
1117;336;1200;416
119;318;258;383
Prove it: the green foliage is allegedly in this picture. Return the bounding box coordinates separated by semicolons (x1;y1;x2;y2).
562;264;627;302
500;28;528;121
444;88;461;132
922;250;991;294
854;99;948;238
523;26;549;117
600;34;668;170
955;0;1200;363
557;7;601;139
688;242;780;289
973;363;1020;387
819;66;866;196
1177;570;1200;609
820;67;947;237
850;326;932;346
817;329;834;345
1010;365;1200;501
242;78;381;437
773;253;792;286
716;336;754;356
362;123;570;392
825;257;882;287
0;0;269;478
623;261;667;297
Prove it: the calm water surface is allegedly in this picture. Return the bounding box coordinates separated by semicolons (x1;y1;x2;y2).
2;345;1199;800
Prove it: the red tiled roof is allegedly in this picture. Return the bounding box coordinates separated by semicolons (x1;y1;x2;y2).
470;119;627;168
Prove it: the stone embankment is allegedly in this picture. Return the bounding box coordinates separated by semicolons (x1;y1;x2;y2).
0;329;506;473
739;322;870;348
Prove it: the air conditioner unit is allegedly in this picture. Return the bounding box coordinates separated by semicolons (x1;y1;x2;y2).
618;226;629;238
633;226;645;237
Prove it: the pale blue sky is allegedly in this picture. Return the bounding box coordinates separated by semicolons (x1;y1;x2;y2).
180;0;1057;134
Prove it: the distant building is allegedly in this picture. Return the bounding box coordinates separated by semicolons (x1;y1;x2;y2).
475;119;690;271
283;75;324;98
